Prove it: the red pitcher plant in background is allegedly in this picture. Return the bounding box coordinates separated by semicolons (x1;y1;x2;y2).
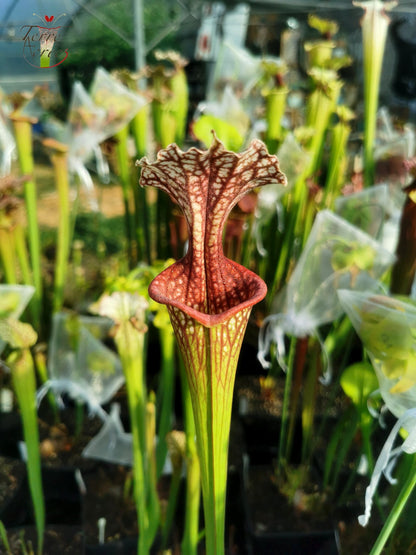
138;134;286;554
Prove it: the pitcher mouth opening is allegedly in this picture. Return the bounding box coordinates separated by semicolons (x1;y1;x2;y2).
148;260;267;328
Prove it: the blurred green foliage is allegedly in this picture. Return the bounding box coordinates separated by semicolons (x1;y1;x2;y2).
59;0;190;94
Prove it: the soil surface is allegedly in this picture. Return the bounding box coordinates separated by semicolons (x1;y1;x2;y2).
5;525;84;554
246;463;334;535
0;457;25;510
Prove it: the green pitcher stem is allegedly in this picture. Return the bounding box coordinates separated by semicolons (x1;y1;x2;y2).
171;68;189;146
131;104;148;159
280;335;296;470
171;308;251;555
161;464;182;549
183;322;243;555
363;97;376;187
362;34;381;188
134;169;150;263
14;224;33;288
11;349;45;555
370;457;416;555
115;126;134;266
180;359;201;555
44;141;71;314
324;121;351;208
11;116;42;327
117;326;151;554
265;88;288;151
131;106;150;262
146;398;160;544
156;326;176;477
269;188;299;301
301;339;319;464
144;187;158;263
182;447;201;555
0;228;17;284
53;152;70;313
306;87;339;177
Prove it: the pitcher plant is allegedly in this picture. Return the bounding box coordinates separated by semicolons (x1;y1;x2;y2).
138;134;286;554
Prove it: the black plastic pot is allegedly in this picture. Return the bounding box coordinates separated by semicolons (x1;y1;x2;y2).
239;409;304;466
391;18;416;99
85;532;170;555
1;462;83;528
242;414;289;464
85;536;139;555
0;411;23;458
241;455;340;555
248;528;340;555
42;466;83;526
1;457;82;528
5;525;84;553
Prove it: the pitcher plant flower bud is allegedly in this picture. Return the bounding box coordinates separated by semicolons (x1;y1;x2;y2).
138;134;286;554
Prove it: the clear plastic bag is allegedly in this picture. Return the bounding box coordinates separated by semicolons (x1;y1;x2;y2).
277;210;394;329
30;82;105;209
376;107;415;162
66;80;109;208
335;182;402;254
192;85;250;150
0;120;15;176
42;312;124;414
338;289;416;526
206;41;263;119
67;81;107;163
335;183;389;239
259;211;396;371
0;89;15;176
257;132;303;219
82;403;133;466
90;66;147;140
374;107;415;203
82;403;173;472
338;290;416;413
254;133;307;254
